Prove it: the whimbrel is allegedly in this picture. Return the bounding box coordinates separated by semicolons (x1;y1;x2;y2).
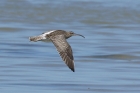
29;30;85;72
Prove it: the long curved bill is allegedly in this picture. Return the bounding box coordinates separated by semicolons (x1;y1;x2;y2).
74;33;85;38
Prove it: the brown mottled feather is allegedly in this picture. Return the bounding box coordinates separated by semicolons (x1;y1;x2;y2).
49;35;75;72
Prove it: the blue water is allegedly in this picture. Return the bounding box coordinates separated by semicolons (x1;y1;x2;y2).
0;0;140;93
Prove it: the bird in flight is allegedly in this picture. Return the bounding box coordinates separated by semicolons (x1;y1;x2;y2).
29;30;85;72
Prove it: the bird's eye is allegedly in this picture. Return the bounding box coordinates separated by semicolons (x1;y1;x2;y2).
70;31;74;34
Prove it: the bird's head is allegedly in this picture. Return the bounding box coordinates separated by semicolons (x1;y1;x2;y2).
67;31;85;38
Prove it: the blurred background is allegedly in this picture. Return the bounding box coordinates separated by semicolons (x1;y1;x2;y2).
0;0;140;93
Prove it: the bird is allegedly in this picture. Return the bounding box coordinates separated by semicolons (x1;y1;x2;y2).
29;30;85;72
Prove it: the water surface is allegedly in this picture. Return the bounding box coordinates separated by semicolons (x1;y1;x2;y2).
0;0;140;93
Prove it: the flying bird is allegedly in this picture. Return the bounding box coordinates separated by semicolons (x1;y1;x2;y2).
29;30;85;72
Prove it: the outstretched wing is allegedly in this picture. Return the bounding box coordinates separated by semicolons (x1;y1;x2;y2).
50;35;75;72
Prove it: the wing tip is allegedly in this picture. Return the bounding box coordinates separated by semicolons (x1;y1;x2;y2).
70;68;75;72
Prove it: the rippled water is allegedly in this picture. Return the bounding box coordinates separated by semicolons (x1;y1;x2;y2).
0;0;140;93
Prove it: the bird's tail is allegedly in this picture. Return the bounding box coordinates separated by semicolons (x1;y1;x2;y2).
29;35;44;42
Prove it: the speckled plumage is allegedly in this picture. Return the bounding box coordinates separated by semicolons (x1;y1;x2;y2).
29;30;85;72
